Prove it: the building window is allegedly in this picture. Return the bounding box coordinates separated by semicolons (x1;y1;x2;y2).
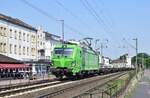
3;43;6;53
27;34;29;42
37;41;39;47
10;44;12;54
10;29;12;38
19;32;21;40
0;43;2;52
0;27;4;36
43;42;45;47
0;27;3;36
19;45;21;55
40;42;42;46
23;33;25;41
31;35;35;43
23;47;25;55
31;48;35;56
27;47;29;56
3;28;6;37
14;30;17;39
14;45;17;54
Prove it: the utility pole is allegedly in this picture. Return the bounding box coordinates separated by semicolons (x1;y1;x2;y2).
95;39;100;49
58;20;64;44
142;53;144;69
133;38;138;74
100;40;108;65
100;43;103;58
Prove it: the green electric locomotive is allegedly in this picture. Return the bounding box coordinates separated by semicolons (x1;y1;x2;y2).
51;42;100;79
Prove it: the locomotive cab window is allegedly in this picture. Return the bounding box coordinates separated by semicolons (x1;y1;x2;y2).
54;48;73;56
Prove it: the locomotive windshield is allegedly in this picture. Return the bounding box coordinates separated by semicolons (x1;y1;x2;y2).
54;48;73;56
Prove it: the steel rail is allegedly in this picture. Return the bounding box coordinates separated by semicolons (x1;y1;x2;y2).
0;71;130;98
0;79;69;97
0;79;56;92
37;71;128;98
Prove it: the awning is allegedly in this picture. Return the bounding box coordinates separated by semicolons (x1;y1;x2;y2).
0;64;30;69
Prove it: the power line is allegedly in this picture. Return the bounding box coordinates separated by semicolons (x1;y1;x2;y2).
21;0;57;21
91;0;114;29
80;0;114;35
84;0;108;29
95;0;115;28
123;38;136;49
55;0;96;35
20;0;86;37
80;0;102;27
80;0;120;45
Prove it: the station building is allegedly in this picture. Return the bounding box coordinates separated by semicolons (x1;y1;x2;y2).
0;13;45;61
0;13;61;77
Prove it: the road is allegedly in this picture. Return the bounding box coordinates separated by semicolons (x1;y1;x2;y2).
130;69;150;98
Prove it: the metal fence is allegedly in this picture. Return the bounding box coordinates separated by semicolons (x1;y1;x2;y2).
74;71;135;98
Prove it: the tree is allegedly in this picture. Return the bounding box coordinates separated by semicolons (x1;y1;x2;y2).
119;53;128;61
131;53;150;68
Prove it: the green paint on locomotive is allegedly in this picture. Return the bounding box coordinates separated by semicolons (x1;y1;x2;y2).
51;43;100;76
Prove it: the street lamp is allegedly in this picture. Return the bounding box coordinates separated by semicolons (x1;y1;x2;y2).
57;20;64;44
95;39;100;50
133;38;138;74
95;39;108;65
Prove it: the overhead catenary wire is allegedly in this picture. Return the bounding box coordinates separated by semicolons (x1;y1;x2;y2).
91;0;114;29
20;0;87;37
80;0;102;28
80;0;120;46
55;0;97;36
82;0;110;32
95;0;115;28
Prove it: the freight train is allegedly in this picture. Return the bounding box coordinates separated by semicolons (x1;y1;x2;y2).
50;41;134;79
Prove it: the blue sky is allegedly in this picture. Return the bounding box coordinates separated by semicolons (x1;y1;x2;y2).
0;0;149;59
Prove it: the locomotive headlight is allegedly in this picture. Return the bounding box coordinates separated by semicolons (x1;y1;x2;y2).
51;60;54;66
71;61;76;67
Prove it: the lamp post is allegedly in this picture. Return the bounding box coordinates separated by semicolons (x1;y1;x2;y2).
97;39;108;65
95;39;100;49
133;38;138;74
57;20;64;44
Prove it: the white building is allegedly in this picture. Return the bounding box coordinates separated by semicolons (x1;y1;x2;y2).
103;57;110;66
0;13;45;61
0;13;62;76
38;32;61;61
111;54;133;68
101;56;112;68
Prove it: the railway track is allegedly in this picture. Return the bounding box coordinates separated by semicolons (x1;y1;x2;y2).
0;79;56;92
37;71;128;98
0;71;130;98
0;79;69;98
